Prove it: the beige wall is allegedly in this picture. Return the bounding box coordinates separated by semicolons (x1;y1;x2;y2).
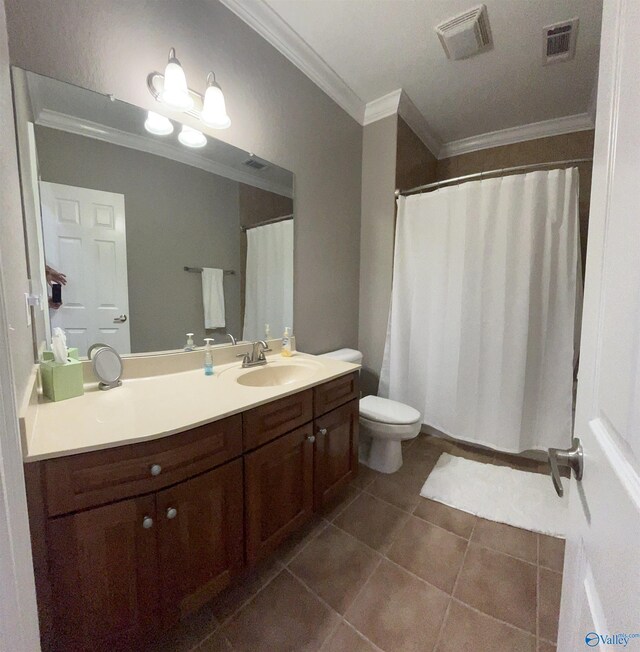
358;115;398;395
5;0;362;365
437;131;595;265
34;125;243;351
396;117;438;191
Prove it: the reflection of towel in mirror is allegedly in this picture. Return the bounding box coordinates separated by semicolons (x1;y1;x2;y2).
201;268;225;329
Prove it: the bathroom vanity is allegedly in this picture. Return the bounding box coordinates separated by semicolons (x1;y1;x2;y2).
22;355;359;652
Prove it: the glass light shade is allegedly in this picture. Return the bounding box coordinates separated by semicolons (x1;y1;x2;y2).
178;125;207;148
144;111;174;135
201;79;231;129
161;53;193;111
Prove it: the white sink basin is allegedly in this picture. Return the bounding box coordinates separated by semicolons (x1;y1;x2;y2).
236;363;317;387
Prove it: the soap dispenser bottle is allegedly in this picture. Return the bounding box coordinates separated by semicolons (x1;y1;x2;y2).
184;333;195;351
203;338;214;375
281;327;292;357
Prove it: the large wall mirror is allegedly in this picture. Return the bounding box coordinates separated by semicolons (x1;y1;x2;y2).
12;68;294;358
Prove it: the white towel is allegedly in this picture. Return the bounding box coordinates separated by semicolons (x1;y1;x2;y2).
201;268;225;329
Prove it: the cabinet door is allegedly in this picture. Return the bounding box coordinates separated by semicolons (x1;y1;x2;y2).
245;425;314;564
157;459;244;624
314;399;359;509
47;495;159;652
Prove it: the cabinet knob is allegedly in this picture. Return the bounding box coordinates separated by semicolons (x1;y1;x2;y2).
142;516;154;529
166;507;178;520
307;434;316;443
150;464;162;476
318;428;328;436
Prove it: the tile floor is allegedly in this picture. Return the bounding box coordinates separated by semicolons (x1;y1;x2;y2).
152;434;564;652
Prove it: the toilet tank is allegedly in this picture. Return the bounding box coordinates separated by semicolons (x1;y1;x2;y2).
320;348;363;365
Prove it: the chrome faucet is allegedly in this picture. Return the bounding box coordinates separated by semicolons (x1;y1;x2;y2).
226;333;237;345
239;340;270;368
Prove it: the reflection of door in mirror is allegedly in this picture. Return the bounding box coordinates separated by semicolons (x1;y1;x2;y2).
39;182;131;356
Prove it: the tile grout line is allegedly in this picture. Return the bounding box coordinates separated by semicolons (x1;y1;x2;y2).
432;512;480;651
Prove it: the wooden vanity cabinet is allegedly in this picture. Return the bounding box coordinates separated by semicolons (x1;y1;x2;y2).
47;494;159;652
314;399;359;509
27;372;360;652
157;459;244;624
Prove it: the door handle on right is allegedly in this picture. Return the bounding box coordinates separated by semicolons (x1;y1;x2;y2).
548;437;584;497
113;314;127;323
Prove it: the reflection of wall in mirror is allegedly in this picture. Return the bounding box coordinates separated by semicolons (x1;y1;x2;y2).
34;125;241;353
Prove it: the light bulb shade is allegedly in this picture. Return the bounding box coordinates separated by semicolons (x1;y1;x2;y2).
178;125;207;148
144;111;174;135
201;79;231;129
161;54;193;111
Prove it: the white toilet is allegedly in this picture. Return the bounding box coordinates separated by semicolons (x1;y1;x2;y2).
321;349;422;474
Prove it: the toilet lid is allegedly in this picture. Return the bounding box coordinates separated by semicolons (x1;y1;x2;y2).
359;395;421;425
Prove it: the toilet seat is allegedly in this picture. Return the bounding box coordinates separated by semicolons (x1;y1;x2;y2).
359;395;421;425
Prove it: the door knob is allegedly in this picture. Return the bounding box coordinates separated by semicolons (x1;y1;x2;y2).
113;314;127;323
306;434;316;443
166;507;178;520
150;464;162;476
142;516;154;529
548;437;584;497
318;428;328;436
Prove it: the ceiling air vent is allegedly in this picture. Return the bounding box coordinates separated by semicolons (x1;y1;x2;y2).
543;18;579;64
436;4;493;60
243;157;268;171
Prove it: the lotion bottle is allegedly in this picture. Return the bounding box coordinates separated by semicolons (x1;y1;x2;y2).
203;338;214;375
281;327;292;357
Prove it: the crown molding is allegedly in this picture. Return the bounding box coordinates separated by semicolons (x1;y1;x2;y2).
363;89;401;125
397;92;442;158
218;0;365;123
35;109;294;198
438;112;595;159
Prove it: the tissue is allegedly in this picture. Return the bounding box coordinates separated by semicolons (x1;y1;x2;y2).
51;327;68;364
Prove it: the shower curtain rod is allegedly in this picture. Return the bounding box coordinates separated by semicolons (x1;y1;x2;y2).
241;214;293;232
395;157;593;197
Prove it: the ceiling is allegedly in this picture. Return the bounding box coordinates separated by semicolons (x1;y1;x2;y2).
220;0;602;156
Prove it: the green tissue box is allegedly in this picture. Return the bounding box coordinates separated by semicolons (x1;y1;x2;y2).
42;347;79;361
41;358;84;402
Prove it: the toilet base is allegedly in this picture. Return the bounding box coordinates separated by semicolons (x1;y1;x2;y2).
367;438;404;474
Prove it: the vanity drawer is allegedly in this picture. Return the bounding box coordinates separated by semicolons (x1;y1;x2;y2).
314;372;360;417
44;415;243;516
243;390;313;451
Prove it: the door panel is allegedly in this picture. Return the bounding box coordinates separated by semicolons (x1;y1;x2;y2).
314;399;359;509
156;460;244;624
40;181;130;355
47;495;158;652
244;425;314;564
558;1;640;648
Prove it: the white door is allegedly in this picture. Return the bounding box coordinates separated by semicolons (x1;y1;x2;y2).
557;2;640;649
40;181;131;356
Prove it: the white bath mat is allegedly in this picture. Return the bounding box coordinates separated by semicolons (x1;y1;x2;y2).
420;453;569;537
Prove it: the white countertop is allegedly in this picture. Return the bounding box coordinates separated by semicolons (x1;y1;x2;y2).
23;352;359;462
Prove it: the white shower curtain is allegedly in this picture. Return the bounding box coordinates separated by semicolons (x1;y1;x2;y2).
380;168;582;453
242;219;294;341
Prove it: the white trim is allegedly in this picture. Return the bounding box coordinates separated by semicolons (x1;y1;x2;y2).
438;112;595;159
397;91;442;158
35;109;294;198
363;89;401;125
218;0;365;123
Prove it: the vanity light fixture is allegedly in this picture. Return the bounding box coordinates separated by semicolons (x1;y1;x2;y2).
201;72;231;129
144;110;174;135
160;48;193;111
147;48;231;130
178;125;207;148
